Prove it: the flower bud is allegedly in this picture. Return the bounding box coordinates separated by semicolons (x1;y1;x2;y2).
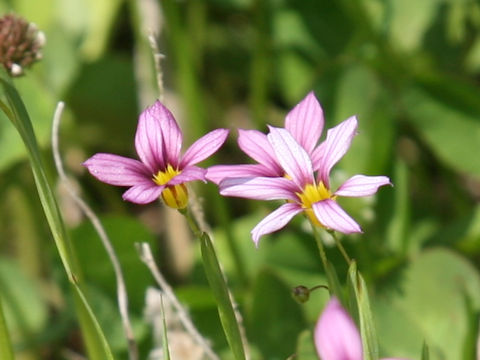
0;14;45;76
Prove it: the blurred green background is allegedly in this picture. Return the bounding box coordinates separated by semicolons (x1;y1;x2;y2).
1;0;480;359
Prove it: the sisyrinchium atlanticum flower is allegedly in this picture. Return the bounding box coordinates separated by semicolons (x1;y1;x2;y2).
83;100;229;209
315;297;411;360
207;91;325;184
219;119;391;245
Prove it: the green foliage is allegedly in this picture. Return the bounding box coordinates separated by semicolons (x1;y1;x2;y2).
1;0;480;357
201;233;246;360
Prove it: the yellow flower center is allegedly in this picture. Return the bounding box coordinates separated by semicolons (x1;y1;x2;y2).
152;164;189;209
296;181;334;227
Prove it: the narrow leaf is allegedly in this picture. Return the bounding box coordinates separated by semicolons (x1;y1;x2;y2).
348;261;379;360
0;294;14;360
200;233;246;360
161;295;171;360
0;71;115;360
73;286;115;360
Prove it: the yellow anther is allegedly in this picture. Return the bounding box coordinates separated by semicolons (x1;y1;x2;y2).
152;164;189;209
296;182;331;208
296;181;333;228
153;164;180;185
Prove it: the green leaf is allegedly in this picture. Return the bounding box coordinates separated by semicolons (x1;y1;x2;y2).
348;261;379;360
248;269;306;360
72;285;115;360
200;233;246;360
0;294;14;360
402;86;480;177
0;71;115;360
0;257;48;336
375;248;480;359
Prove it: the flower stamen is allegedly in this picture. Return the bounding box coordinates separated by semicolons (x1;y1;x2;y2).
153;164;188;209
297;181;333;227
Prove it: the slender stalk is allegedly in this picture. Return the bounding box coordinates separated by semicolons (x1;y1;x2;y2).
136;243;220;360
52;102;138;360
310;223;328;272
330;231;352;265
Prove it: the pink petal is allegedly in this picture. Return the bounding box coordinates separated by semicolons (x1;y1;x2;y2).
180;128;229;167
135;102;167;172
310;141;326;171
83;153;150;186
251;203;303;246
314;297;363;360
285;91;324;154
238;129;283;174
267;126;315;189
153;101;183;167
312;199;362;234
206;164;278;184
122;182;164;204
335;175;392;197
219;177;299;201
318;116;358;187
168;166;207;185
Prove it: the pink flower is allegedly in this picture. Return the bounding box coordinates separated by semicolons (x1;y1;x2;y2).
206;91;325;184
219;119;390;245
83;101;229;208
315;297;410;360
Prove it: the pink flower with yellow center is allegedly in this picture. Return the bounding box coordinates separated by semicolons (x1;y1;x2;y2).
207;91;325;184
83;101;229;209
219;120;390;245
315;297;411;360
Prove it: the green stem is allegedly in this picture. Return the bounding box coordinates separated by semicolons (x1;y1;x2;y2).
178;207;202;238
330;231;352;265
311;223;328;272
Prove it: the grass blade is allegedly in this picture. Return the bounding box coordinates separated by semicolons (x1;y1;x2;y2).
200;233;246;360
0;72;114;360
347;261;379;360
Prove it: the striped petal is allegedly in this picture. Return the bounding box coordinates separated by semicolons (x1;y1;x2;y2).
312;199;362;234
206;164;278;184
168;166;207;185
335;175;392;197
314;297;363;360
219;177;299;201
154;101;183;167
251;203;303;246
318;116;357;187
83;153;150;186
267;126;315;188
285;91;324;154
122;182;164;204
180;128;229;167
135;102;167;172
238;129;283;174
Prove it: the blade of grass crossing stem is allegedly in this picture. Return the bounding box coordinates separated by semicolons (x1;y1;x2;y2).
161;295;171;360
0;73;115;360
348;261;378;360
200;233;246;360
0;294;14;360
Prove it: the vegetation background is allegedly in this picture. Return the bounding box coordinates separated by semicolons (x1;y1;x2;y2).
0;0;480;359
